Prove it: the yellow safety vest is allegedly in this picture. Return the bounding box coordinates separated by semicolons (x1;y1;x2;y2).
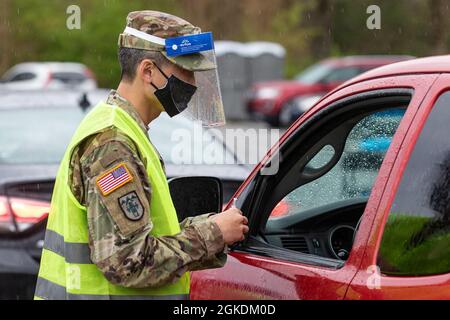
34;102;190;300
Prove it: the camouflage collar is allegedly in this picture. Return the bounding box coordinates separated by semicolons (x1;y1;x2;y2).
106;90;149;135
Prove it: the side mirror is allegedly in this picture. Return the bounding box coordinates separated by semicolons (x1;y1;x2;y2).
168;176;223;221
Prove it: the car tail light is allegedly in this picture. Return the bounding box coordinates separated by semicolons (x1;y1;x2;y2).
0;195;49;233
0;196;10;222
10;197;50;223
84;68;96;80
43;72;53;88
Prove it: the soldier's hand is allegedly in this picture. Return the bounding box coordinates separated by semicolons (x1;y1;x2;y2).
210;208;249;245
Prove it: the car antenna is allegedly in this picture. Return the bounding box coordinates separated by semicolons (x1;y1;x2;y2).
78;93;91;112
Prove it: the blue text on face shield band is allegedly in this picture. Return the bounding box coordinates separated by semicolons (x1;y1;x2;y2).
165;32;214;57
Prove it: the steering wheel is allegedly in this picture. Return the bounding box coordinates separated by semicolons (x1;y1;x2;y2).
331;215;363;261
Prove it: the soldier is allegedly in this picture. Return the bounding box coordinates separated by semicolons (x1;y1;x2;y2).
34;10;248;300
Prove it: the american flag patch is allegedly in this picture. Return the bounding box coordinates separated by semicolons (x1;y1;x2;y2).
96;163;133;196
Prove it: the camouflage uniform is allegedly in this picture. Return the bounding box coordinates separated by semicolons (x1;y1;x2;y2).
68;89;226;288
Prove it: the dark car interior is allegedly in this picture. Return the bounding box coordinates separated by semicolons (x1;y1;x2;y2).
237;89;412;268
264;198;367;261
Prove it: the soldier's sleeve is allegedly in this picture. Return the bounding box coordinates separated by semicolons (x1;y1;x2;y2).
179;213;213;229
179;213;228;271
80;132;226;289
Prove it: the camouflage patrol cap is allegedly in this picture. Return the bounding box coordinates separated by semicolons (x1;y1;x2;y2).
118;10;215;71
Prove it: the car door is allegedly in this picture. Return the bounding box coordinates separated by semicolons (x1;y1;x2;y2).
190;74;437;300
346;74;450;299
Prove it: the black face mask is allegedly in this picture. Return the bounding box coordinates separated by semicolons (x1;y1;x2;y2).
151;64;197;117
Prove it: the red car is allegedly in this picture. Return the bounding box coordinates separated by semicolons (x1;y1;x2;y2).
246;55;413;126
191;55;450;299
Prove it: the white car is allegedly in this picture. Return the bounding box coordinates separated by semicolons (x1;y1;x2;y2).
0;62;97;91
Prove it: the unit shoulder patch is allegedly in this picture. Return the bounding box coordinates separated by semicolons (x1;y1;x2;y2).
96;163;133;196
118;191;144;221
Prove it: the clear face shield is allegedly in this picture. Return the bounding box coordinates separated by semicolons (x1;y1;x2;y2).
121;27;226;127
173;51;225;127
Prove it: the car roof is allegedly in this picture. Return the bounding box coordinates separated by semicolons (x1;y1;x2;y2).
0;89;110;110
321;55;414;67
6;62;89;73
337;55;450;88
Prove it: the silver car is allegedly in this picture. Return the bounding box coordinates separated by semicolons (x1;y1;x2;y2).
0;62;98;91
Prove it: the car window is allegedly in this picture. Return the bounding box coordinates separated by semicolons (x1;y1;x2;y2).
295;63;333;84
52;72;87;84
378;91;450;276
262;106;406;262
0;108;85;164
322;67;361;83
8;72;36;82
269;108;405;219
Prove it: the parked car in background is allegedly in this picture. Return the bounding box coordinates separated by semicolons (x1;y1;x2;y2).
246;55;414;126
0;90;249;299
191;55;450;299
0;62;97;91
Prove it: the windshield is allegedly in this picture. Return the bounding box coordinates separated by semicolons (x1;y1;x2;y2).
269;107;406;219
0;108;85;164
295;63;333;84
0;107;234;166
149;113;235;165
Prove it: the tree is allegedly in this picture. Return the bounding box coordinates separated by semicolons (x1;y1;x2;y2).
0;0;12;74
1;0;450;86
310;0;333;59
428;0;450;54
180;0;244;40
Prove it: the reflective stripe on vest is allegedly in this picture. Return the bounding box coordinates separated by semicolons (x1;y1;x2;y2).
34;103;190;300
43;229;91;264
35;277;188;300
